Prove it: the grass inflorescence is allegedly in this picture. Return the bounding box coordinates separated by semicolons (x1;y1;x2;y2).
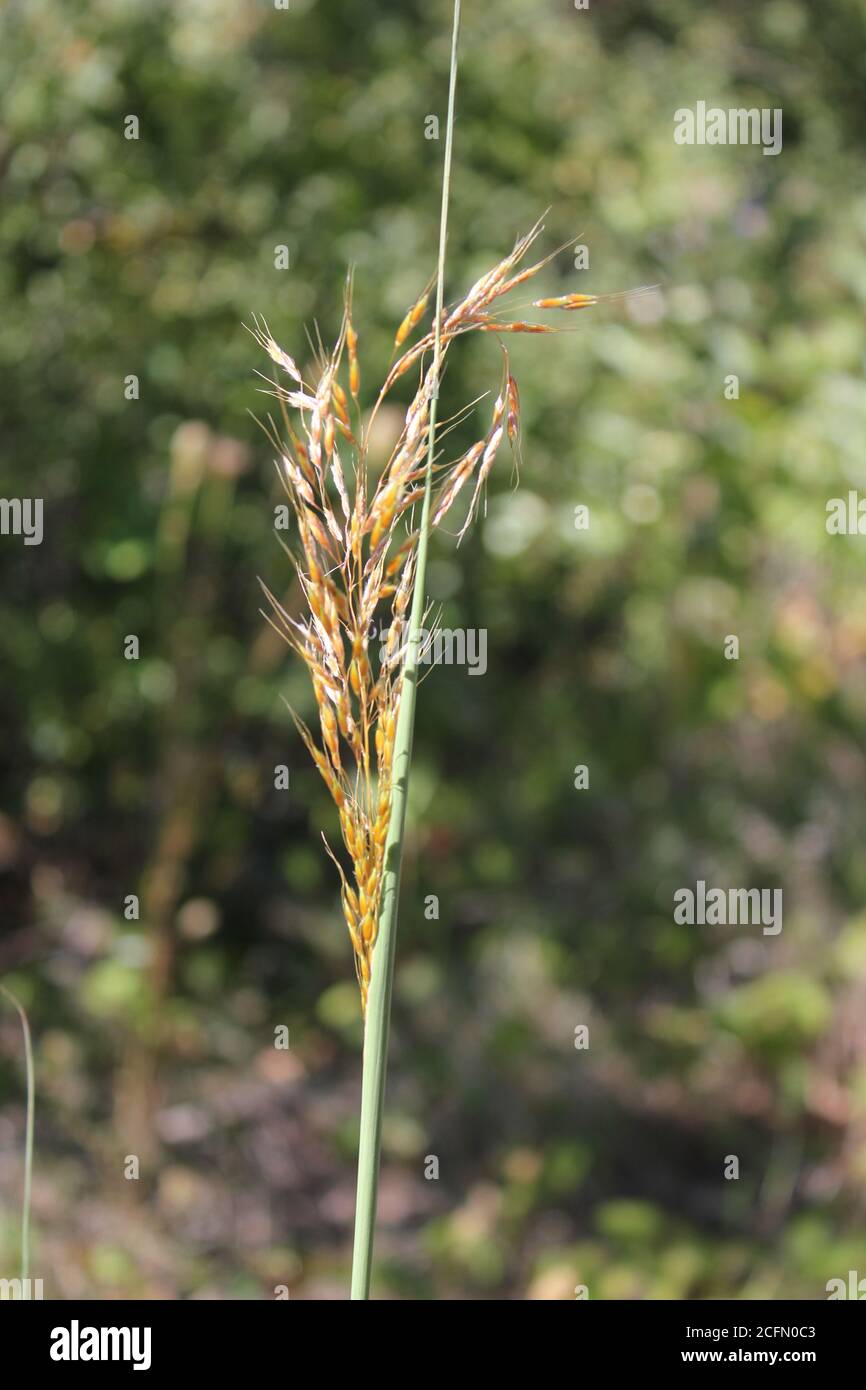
251;217;603;1012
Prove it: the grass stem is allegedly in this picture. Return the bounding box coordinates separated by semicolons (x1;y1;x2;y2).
0;983;35;1288
350;0;462;1301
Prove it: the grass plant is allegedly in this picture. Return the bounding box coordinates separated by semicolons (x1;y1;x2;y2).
251;0;624;1297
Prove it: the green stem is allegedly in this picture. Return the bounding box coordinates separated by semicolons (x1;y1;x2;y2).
0;983;35;1287
350;0;462;1301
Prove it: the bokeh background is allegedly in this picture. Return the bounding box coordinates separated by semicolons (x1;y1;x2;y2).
3;0;866;1300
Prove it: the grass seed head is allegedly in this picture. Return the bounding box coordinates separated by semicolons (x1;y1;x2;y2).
256;224;622;1008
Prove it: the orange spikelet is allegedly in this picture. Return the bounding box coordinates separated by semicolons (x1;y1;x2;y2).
373;817;388;848
395;289;430;349
386;535;415;577
347;321;360;400
478;320;555;334
506;372;522;466
332;381;350;423
532;293;598;310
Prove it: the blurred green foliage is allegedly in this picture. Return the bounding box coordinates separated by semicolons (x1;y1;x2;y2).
2;0;866;1298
